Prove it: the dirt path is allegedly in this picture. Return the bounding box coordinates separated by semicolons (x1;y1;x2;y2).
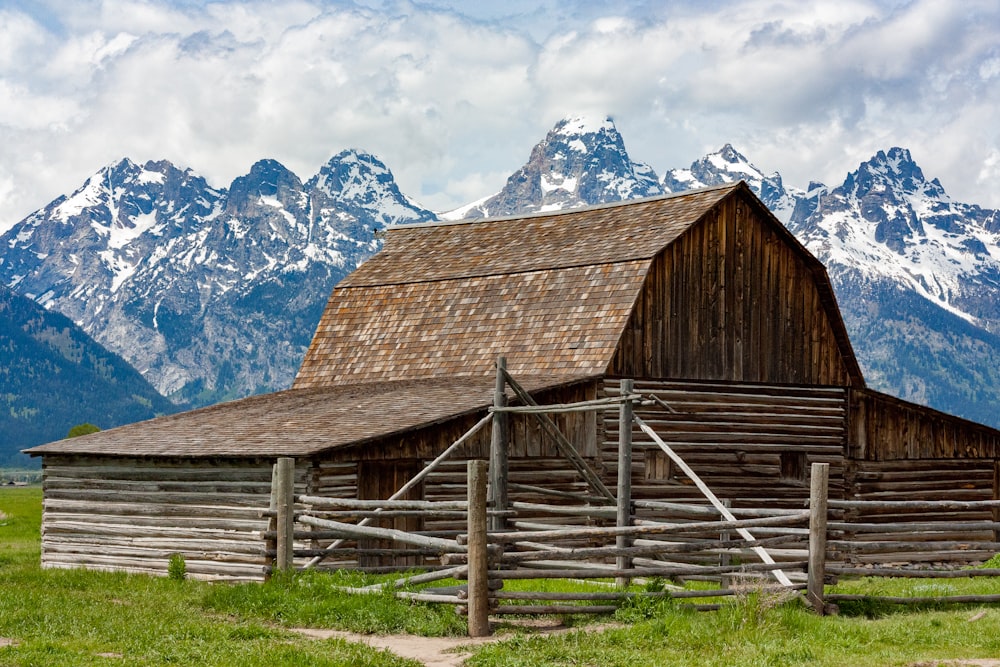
290;625;1000;667
291;620;608;667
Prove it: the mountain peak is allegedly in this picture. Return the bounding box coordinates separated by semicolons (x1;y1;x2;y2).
553;114;616;137
307;149;436;228
453;114;661;219
661;145;800;222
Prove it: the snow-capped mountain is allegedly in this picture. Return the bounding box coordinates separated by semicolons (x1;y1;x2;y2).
445;115;662;219
661;143;802;223
785;148;1000;424
0;151;434;405
446;123;1000;429
4;114;999;431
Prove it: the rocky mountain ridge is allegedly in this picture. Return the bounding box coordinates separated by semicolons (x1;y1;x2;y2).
0;150;434;406
3;114;999;432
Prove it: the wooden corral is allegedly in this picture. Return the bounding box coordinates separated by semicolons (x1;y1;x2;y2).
25;182;1000;580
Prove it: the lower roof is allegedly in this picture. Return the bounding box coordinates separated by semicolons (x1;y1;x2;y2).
24;374;598;459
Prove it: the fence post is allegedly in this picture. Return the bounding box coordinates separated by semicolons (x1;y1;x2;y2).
265;463;279;579
467;459;491;637
275;457;295;573
616;379;634;588
720;498;732;590
808;462;829;614
489;356;509;532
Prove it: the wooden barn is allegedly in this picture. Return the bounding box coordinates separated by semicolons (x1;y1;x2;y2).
26;181;1000;580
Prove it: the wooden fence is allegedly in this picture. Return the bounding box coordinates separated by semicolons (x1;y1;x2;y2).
264;458;1000;636
262;369;1000;637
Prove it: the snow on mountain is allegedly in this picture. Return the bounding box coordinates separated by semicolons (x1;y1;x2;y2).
785;147;1000;425
661;144;802;223
788;147;1000;332
0;151;435;405
450;115;663;219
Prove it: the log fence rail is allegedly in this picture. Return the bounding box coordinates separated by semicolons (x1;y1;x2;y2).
262;367;1000;636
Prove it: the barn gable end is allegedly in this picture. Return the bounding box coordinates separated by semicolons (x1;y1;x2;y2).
610;187;861;385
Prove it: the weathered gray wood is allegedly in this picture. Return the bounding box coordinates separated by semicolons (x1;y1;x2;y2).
827;521;1000;533
807;462;829;614
493;560;808;579
826;567;1000;578
829;499;1000;510
502;370;615;503
508;483;601;503
510;502;616;519
303;412;493;569
491;605;618;615
299;497;470;510
297;509;474;519
467;460;490;638
297;515;466;553
368;565;469;591
447;533;804;564
472;512;808;544
633;500;804;517
332;586;464;604
489;357;509;532
275;458;295;572
829;540;1000;554
634;415;796;588
617;379;635;588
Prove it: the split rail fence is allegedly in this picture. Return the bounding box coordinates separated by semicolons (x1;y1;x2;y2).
262;366;1000;636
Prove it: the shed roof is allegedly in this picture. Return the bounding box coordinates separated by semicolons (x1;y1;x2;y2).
26;374;595;458
295;185;739;388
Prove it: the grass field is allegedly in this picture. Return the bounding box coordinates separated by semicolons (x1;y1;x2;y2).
4;485;1000;666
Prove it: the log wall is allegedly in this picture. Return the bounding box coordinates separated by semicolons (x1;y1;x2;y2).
848;388;1000;461
841;459;999;562
39;455;299;581
602;379;848;508
609;195;858;387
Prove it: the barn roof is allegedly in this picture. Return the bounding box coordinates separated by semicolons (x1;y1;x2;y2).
26;374;595;458
295;182;863;388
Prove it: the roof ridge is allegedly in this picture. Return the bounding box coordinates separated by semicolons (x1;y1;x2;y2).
389;181;743;231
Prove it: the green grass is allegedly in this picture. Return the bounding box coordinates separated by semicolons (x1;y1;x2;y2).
203;569;467;636
6;484;1000;666
0;487;419;666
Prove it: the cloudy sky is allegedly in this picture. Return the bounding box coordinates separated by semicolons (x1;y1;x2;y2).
1;0;998;232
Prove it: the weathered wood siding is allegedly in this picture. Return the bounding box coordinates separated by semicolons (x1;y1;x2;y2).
609;195;855;386
602;379;848;508
848;388;1000;461
39;456;295;581
842;459;999;561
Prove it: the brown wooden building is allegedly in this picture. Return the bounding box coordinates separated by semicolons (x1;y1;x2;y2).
27;182;1000;580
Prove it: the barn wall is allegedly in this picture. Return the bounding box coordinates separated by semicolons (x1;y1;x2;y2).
602;379;848;509
39;455;297;581
848;388;1000;461
609;195;853;386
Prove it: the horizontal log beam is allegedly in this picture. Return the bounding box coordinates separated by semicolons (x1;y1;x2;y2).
297;515;466;553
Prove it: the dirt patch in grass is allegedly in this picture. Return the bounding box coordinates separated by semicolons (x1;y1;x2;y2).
0;637;18;648
292;620;620;667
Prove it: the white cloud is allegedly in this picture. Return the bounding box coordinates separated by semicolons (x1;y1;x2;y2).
0;0;998;233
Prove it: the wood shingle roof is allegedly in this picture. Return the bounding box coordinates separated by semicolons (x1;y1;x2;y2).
26;375;595;458
295;184;736;388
